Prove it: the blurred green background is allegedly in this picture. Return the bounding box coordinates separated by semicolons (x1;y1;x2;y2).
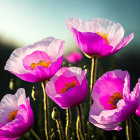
0;0;140;140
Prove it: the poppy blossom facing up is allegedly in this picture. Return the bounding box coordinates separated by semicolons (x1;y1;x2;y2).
5;37;65;82
66;18;134;58
65;52;83;64
89;70;140;131
0;88;34;139
45;67;88;109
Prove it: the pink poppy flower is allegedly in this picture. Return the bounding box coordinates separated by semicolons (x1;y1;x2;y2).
66;18;134;57
135;105;140;117
0;88;34;139
65;52;83;64
89;70;140;131
45;67;88;109
5;37;65;82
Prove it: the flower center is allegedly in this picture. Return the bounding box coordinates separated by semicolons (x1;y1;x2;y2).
96;32;109;44
30;60;52;70
59;81;77;93
8;110;18;121
108;92;123;109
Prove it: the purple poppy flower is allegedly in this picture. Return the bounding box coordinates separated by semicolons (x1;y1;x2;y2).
0;88;34;139
5;37;65;82
65;52;83;64
89;70;140;131
45;67;88;109
66;18;134;58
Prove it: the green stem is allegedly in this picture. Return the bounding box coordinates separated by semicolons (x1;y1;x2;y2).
90;57;97;107
76;117;81;140
77;104;85;140
65;108;71;140
30;128;41;140
126;118;132;140
42;81;50;140
56;119;64;140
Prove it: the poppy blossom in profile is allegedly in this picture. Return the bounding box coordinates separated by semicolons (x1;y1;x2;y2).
89;70;140;131
66;18;134;58
0;88;34;139
45;67;88;109
5;37;65;82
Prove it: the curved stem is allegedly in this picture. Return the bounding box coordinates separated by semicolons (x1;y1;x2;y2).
126;118;132;140
30;128;41;140
56;119;64;140
90;57;97;107
42;81;50;140
65;108;71;140
76;117;81;140
77;104;85;140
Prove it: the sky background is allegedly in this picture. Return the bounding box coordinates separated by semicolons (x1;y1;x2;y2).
0;0;140;52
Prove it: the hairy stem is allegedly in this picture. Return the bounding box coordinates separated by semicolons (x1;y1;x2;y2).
42;81;50;140
56;119;64;140
76;117;81;140
65;108;71;140
30;128;41;140
90;57;97;107
77;104;85;140
126;118;132;140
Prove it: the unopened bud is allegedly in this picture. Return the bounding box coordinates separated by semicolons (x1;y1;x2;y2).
62;61;66;66
83;65;87;70
31;86;38;101
9;78;15;91
68;64;72;67
51;107;60;120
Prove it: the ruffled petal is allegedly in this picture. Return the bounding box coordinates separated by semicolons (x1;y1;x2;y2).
110;33;134;55
45;67;88;108
4;37;65;82
89;70;139;131
0;98;34;139
89;99;136;131
50;77;88;109
72;28;113;57
92;70;128;110
16;88;26;106
11;56;63;82
66;18;86;33
128;79;140;104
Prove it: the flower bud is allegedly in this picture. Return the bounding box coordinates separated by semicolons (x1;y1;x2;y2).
51;107;59;120
31;86;38;101
9;78;15;91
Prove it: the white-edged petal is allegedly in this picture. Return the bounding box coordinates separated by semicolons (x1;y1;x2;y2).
4;37;64;74
66;18;86;32
15;88;26;106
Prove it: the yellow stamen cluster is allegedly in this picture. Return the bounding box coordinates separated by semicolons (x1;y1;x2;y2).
59;81;77;93
108;92;123;109
8;110;18;121
30;60;52;70
96;32;109;44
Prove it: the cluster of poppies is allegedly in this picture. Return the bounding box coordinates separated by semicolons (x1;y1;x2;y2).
0;18;139;139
